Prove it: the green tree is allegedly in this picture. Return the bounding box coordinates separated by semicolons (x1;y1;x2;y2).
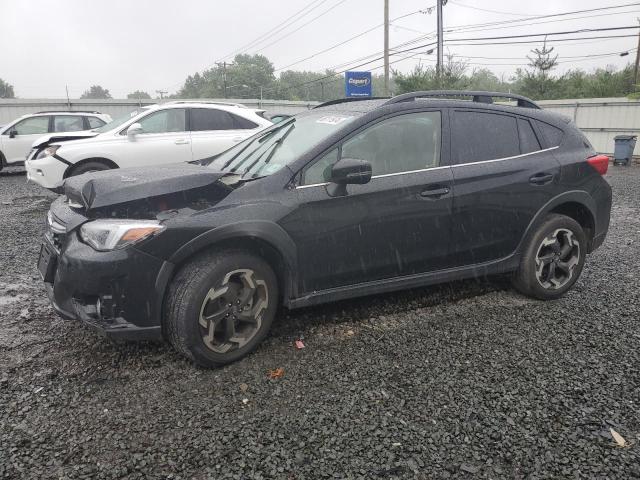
127;90;151;99
0;78;15;98
178;54;276;99
393;56;469;93
80;85;112;99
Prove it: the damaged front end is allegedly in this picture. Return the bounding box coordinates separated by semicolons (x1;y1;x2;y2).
41;164;241;340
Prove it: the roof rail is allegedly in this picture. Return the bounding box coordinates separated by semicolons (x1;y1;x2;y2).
314;97;390;109
167;100;247;108
35;110;103;114
383;90;540;109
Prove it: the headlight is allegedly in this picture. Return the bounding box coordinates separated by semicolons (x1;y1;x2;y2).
36;145;61;159
79;220;165;251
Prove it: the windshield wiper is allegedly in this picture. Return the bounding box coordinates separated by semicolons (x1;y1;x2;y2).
223;117;296;170
240;123;295;178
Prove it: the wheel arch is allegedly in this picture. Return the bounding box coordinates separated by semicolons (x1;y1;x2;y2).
165;221;299;307
519;191;598;254
63;157;119;178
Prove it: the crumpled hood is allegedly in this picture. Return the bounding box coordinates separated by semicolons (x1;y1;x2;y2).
33;131;99;149
64;164;230;212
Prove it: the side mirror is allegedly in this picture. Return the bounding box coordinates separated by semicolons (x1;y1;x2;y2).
326;158;372;196
126;123;143;138
9;129;17;138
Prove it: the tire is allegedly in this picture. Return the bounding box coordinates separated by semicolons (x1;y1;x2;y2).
512;214;586;300
68;161;111;177
163;249;279;368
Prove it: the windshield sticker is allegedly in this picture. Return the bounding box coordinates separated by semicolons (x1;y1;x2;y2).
316;115;352;125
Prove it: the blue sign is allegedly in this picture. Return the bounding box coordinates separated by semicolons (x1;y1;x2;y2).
345;71;372;97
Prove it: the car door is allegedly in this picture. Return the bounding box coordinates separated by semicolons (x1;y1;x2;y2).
448;109;563;266
189;108;259;160
282;110;454;293
117;108;192;167
1;116;50;164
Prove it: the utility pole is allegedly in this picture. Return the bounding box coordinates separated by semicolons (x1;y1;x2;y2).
65;85;71;110
155;90;167;99
436;0;444;81
216;61;228;98
384;0;390;96
320;81;325;101
634;18;640;90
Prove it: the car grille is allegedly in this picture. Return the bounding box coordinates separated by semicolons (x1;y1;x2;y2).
46;211;67;252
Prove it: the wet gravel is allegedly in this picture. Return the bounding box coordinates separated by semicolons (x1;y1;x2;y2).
1;165;639;479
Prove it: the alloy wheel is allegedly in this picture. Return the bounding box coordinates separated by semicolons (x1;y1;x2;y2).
198;269;269;353
534;228;580;290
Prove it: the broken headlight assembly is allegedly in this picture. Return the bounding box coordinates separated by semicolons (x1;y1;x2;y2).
79;220;165;251
36;145;61;159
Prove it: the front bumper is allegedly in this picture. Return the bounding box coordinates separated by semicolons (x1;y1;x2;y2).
43;232;172;341
25;157;66;190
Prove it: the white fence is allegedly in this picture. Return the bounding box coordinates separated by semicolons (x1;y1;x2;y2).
1;97;638;155
536;97;640;155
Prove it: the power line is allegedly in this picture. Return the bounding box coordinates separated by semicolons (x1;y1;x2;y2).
447;0;540;17
447;34;639;46
252;0;349;55
446;25;640;43
274;5;436;72
217;0;330;62
442;2;640;35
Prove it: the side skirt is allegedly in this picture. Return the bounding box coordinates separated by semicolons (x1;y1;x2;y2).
286;254;520;309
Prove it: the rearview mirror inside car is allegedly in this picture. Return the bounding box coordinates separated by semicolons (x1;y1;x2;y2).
326;158;372;196
126;123;143;138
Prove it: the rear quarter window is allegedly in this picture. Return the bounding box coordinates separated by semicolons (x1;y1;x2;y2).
536;121;564;147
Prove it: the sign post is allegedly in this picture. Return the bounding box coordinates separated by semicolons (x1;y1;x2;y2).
345;71;372;98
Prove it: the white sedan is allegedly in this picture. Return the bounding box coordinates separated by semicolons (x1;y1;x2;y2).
25;102;272;190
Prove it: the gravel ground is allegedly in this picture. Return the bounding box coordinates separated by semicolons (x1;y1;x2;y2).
1;165;639;480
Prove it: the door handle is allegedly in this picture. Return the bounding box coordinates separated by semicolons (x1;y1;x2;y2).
232;137;243;143
174;139;190;145
529;172;554;185
420;186;450;199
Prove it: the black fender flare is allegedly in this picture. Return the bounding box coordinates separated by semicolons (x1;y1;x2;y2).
516;190;597;254
167;220;299;301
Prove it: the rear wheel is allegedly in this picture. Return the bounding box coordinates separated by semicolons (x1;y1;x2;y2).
68;161;111;177
164;249;278;367
512;214;586;300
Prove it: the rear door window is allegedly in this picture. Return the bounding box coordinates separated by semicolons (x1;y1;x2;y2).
53;115;85;132
452;111;519;163
190;108;249;131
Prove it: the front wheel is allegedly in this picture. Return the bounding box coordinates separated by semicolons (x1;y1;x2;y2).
163;249;278;367
512;214;586;300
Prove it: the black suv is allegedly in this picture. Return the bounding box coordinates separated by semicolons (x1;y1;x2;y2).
39;91;612;367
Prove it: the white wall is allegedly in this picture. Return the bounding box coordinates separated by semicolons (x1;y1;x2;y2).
0;98;318;125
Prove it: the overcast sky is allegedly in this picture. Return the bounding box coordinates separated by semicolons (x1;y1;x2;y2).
2;0;638;98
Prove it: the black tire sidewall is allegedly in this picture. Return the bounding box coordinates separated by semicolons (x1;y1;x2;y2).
176;252;278;367
515;214;587;300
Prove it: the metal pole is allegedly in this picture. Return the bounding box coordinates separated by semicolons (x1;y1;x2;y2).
437;0;443;81
634;18;640;89
384;0;389;96
65;85;71;110
260;86;263;107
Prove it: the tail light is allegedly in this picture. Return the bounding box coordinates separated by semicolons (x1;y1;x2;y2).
587;154;610;175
